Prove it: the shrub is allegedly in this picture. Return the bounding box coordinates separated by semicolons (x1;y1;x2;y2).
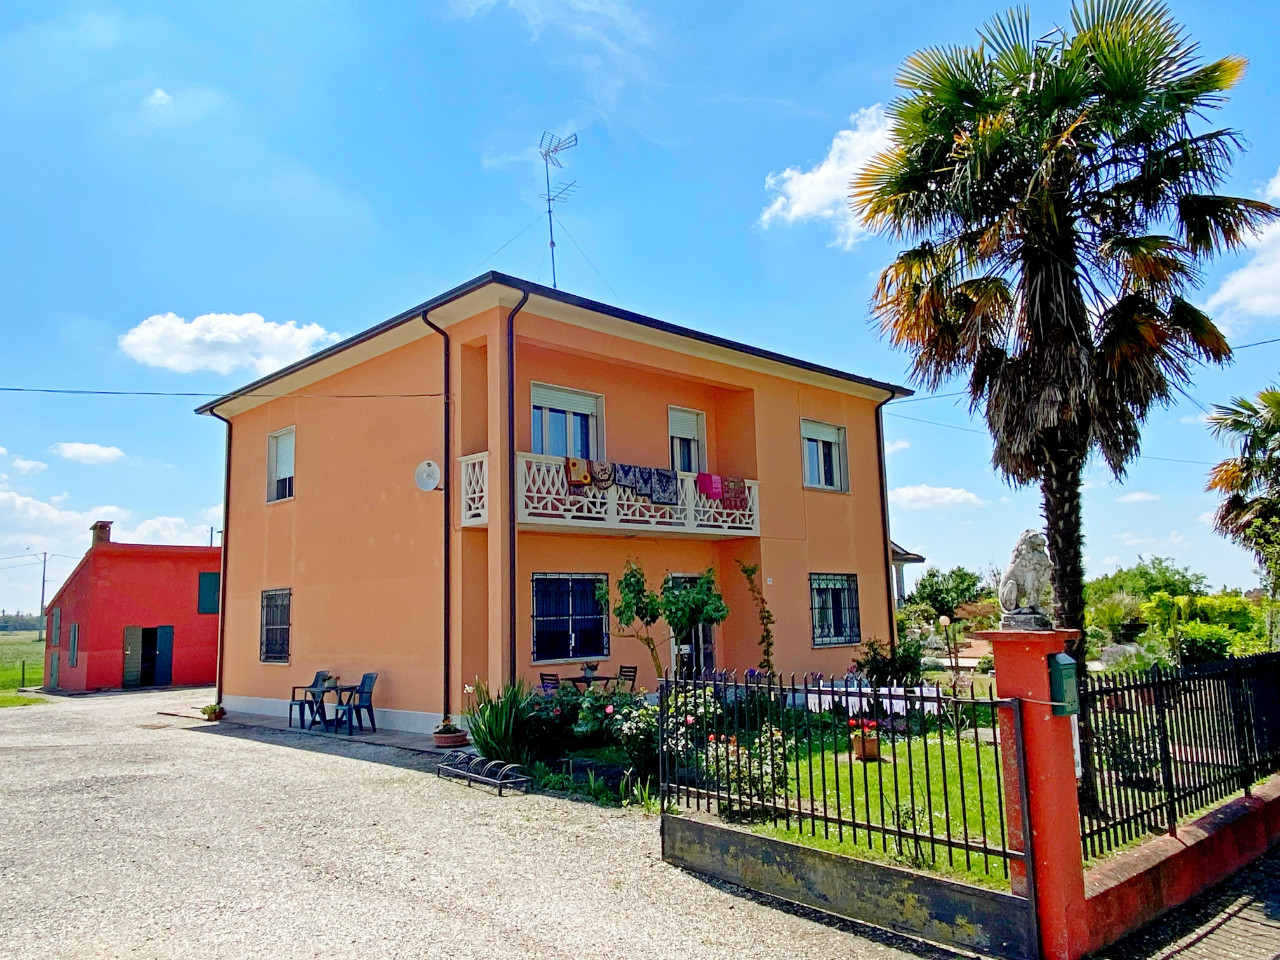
464;680;538;766
921;656;946;672
1193;593;1259;634
616;701;659;776
1174;621;1233;666
976;654;995;674
704;723;793;807
857;634;925;686
1093;716;1162;788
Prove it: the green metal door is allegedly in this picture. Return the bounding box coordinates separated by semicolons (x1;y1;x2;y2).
123;626;142;688
48;650;58;689
155;626;174;686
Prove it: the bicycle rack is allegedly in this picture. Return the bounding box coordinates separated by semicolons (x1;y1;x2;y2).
435;751;532;796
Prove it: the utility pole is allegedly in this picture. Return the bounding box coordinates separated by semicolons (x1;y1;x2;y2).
36;552;47;643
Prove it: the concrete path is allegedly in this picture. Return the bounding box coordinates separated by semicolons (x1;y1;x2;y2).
0;688;953;960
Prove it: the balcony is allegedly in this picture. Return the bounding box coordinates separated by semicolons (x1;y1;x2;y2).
459;451;759;538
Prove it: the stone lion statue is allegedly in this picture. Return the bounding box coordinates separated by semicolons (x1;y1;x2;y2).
999;529;1054;628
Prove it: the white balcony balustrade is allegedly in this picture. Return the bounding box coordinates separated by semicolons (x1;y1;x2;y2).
457;451;759;538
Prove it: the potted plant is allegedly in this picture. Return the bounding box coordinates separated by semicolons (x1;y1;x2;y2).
200;703;226;722
582;661;600;678
433;717;470;749
849;718;880;761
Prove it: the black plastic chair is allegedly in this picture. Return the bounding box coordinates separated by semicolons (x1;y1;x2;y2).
333;673;378;734
617;665;638;692
289;671;331;729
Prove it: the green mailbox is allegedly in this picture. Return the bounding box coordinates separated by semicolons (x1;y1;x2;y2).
1048;653;1079;716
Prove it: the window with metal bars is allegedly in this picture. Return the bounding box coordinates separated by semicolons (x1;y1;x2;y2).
531;573;608;662
809;573;861;646
260;588;291;663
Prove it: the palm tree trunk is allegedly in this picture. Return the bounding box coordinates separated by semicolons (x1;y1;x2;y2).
1041;447;1086;661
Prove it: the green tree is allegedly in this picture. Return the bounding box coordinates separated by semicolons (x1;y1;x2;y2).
855;1;1276;659
599;561;666;677
906;565;984;619
1207;387;1280;560
1084;556;1207;603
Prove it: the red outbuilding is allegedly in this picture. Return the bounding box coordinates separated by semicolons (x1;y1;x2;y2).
44;520;222;692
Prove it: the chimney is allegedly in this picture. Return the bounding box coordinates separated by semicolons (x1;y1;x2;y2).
90;520;113;544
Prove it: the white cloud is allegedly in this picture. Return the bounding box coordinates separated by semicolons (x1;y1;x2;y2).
1180;413;1209;425
1102;555;1121;566
0;446;6;455
1115;529;1185;549
452;0;654;120
1116;491;1160;504
50;442;125;464
119;311;341;376
884;439;910;455
11;457;46;475
759;105;891;249
1197;510;1216;525
1204;167;1280;330
889;484;988;510
145;87;172;107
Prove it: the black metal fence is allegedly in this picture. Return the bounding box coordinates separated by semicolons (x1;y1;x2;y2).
1078;652;1280;860
657;673;1030;884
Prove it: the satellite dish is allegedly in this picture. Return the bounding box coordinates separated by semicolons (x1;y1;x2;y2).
415;460;442;492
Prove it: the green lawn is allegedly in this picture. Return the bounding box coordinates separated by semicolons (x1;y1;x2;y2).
0;631;45;689
758;732;1012;888
0;692;46;708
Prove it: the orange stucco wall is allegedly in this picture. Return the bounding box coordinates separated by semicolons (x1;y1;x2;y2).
217;300;895;725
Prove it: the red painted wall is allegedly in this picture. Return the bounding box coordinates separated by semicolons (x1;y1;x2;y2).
44;543;222;691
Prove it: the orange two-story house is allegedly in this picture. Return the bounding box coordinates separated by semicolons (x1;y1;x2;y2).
200;273;911;732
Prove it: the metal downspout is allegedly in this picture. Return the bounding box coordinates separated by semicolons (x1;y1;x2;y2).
506;290;530;685
421;312;453;721
874;391;900;654
209;411;232;704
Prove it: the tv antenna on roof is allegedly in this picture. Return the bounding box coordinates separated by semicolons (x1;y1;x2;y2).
539;131;578;289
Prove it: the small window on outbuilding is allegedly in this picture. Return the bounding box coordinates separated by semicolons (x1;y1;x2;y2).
198;572;221;615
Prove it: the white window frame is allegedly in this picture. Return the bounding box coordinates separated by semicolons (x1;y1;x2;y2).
530;383;605;460
266;426;296;503
801;419;848;492
68;624;79;667
668;406;706;473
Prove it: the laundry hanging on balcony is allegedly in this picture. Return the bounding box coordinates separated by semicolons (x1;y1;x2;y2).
633;466;654;497
696;472;723;501
722;477;749;510
564;457;592;487
590;460;615;490
651;468;679;505
612;462;637;489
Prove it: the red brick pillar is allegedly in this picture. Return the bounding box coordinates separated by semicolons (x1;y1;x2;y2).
982;628;1089;960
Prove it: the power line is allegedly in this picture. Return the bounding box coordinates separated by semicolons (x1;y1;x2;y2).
467;213;546;276
1233;336;1280;350
0;386;445;399
893;391;966;404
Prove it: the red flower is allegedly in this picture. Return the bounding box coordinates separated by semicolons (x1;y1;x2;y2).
553;707;562;716
708;734;716;743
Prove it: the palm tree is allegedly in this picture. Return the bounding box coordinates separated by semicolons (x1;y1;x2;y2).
1207;386;1280;555
854;0;1278;658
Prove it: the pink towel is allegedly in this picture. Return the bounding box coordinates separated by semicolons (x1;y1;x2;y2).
696;473;723;500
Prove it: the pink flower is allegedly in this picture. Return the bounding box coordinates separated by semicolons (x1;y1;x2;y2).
553;707;562;716
605;704;614;715
685;715;695;726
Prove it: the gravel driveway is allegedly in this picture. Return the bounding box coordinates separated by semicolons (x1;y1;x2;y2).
0;689;949;960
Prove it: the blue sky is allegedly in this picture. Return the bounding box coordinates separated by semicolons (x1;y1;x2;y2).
2;0;1278;613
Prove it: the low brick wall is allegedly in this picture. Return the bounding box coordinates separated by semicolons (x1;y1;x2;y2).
1085;773;1280;954
662;815;1037;960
